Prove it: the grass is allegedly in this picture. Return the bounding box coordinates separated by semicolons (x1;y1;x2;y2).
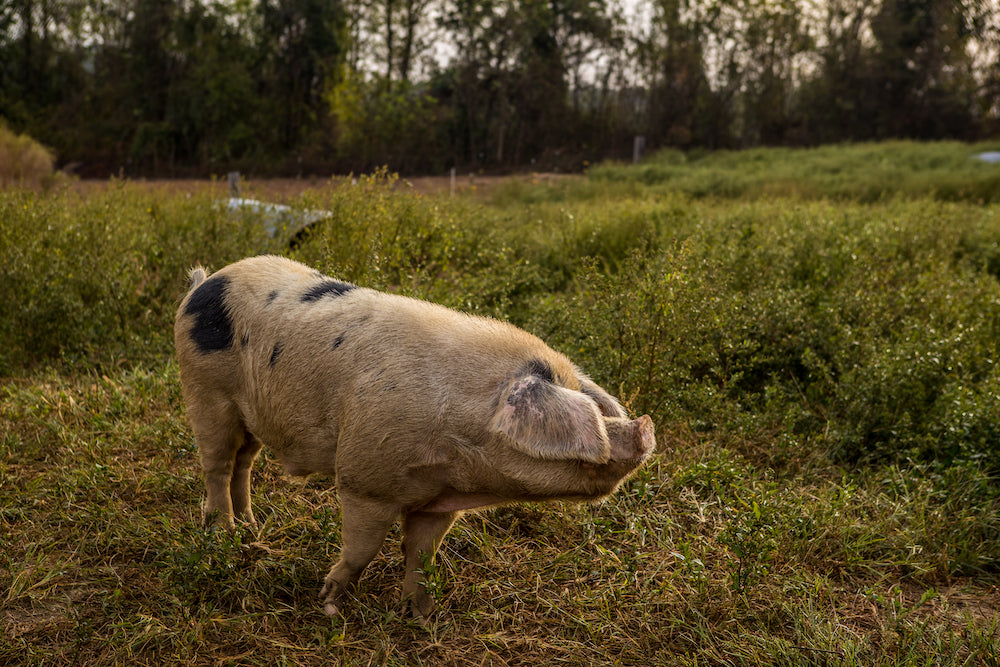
584;140;1000;203
3;145;1000;664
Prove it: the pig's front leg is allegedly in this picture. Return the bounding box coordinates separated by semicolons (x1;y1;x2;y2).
401;510;460;621
320;494;396;616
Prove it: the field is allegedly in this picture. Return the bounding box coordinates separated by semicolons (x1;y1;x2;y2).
3;141;1000;665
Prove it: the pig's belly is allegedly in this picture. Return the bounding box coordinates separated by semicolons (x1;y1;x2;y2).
243;403;340;477
273;445;339;477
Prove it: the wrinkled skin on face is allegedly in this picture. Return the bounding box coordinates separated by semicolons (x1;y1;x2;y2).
175;255;656;621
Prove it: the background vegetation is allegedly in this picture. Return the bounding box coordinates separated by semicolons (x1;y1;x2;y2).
2;141;1000;664
0;120;56;188
2;0;1000;175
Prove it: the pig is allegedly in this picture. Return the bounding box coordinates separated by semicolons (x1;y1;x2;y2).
174;254;655;620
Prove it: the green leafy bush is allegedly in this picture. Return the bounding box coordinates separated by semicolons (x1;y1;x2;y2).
0;122;56;189
589;141;1000;202
3;149;999;476
0;185;275;372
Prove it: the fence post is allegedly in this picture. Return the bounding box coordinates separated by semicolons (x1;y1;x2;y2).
633;136;646;164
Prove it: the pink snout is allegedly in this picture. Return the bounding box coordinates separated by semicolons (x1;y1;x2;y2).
607;415;656;464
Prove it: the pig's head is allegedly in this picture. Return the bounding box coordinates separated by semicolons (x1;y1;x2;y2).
487;365;656;501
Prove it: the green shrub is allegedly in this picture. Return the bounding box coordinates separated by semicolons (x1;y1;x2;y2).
517;196;1000;474
0;185;276;373
588;141;1000;203
0;122;56;189
3;159;999;476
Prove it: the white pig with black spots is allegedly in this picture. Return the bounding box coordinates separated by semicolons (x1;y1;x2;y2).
174;255;655;620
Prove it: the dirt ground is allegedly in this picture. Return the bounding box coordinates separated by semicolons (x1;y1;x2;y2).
68;172;578;202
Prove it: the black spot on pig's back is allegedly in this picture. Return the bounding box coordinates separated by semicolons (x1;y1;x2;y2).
301;280;356;302
184;275;234;353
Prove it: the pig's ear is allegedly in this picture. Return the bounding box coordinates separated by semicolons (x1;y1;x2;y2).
492;376;611;463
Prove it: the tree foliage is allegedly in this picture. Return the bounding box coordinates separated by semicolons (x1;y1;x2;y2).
0;0;997;175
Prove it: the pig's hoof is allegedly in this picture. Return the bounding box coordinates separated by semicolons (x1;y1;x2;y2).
202;515;236;533
319;581;344;617
412;609;433;628
202;512;235;532
409;594;436;624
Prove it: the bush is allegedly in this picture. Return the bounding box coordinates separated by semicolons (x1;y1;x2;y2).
3;157;999;474
0;185;277;373
589;141;1000;202
516;196;1000;473
0;121;56;189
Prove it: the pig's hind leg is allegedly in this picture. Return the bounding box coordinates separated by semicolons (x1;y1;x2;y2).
189;400;258;530
230;431;263;526
401;510;460;621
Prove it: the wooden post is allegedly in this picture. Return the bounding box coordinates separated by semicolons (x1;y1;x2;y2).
633;136;646;164
228;171;241;198
450;167;456;197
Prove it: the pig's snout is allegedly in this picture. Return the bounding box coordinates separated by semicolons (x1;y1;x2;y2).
634;415;656;459
606;415;656;464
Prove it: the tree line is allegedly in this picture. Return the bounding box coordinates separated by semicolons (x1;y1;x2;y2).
2;0;998;176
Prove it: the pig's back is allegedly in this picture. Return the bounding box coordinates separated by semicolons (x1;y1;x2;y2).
176;255;566;475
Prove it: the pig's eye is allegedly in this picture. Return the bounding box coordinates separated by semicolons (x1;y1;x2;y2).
524;358;555;383
581;384;627;419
